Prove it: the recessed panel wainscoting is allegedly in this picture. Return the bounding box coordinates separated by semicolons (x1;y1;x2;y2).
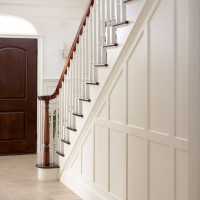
60;0;189;199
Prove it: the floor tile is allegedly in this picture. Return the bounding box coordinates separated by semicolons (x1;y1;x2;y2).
0;155;81;200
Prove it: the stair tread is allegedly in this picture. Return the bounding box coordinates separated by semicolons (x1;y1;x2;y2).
61;139;70;145
123;0;137;3
113;21;129;27
102;43;118;48
79;98;91;102
86;82;99;85
66;127;77;132
56;151;65;157
94;64;108;67
36;163;60;169
73;113;84;117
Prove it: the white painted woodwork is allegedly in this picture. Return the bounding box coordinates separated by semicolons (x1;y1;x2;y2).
58;0;196;200
94;125;109;191
188;0;200;200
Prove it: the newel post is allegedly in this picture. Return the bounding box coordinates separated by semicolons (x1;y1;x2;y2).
37;95;52;167
37;95;59;181
43;99;50;166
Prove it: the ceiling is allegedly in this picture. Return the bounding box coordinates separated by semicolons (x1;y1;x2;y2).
0;0;88;8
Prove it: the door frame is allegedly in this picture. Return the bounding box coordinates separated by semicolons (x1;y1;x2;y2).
0;34;43;156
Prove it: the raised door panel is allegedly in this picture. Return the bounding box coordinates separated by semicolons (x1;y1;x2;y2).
0;48;27;99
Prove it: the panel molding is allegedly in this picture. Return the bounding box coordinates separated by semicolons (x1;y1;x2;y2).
59;0;191;199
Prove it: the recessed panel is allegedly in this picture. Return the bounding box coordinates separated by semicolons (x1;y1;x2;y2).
94;125;109;190
110;129;125;199
127;33;146;128
175;0;188;139
149;142;170;200
109;72;125;124
175;149;188;200
148;0;174;134
82;130;93;181
0;48;27;99
128;135;146;200
0;112;25;141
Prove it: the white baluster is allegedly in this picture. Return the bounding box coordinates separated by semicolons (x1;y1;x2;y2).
88;8;93;82
105;0;111;45
60;86;64;153
50;105;53;162
96;0;101;64
76;46;79;114
115;0;121;24
74;49;77;114
78;36;82;114
58;90;62;153
71;56;75;128
81;27;86;99
100;0;107;63
65;72;69;142
69;61;73;128
63;76;67;135
110;0;117;44
120;0;126;22
93;1;97;68
55;104;59;163
67;66;72;128
85;18;89;97
64;75;68;142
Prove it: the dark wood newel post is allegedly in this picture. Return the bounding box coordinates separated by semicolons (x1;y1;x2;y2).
37;95;52;168
43;99;50;166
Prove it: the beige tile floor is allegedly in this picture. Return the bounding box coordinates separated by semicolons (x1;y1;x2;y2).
0;154;81;200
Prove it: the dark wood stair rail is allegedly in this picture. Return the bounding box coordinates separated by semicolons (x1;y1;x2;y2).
37;0;94;168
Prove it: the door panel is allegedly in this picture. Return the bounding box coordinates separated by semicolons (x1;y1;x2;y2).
0;112;25;140
0;38;37;155
0;48;26;99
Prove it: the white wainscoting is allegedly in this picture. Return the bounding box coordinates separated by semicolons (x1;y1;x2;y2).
43;79;59;95
60;0;190;199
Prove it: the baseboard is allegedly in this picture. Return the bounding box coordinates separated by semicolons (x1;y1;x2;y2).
60;171;104;200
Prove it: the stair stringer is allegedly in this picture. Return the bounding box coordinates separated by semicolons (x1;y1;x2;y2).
59;0;157;199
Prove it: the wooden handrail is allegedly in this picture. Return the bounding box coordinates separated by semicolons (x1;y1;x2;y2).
37;0;94;167
44;0;94;100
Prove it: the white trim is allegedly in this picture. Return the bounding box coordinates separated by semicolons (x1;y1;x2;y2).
38;168;59;181
60;171;104;200
188;0;200;200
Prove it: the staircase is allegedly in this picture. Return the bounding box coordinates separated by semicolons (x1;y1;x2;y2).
37;0;191;200
37;0;145;167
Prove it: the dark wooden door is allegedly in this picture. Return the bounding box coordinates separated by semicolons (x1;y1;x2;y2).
0;38;37;155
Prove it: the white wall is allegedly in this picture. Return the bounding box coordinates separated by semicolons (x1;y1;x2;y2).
59;0;197;199
0;1;86;79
